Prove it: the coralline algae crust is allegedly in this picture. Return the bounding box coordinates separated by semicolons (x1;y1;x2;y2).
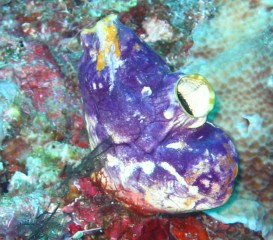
78;15;238;214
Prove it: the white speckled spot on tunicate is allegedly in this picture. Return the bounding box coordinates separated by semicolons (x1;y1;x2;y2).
204;149;209;156
201;178;210;188
166;141;185;149
163;107;174;119
141;86;152;97
143;161;156;175
160;162;188;186
85;114;99;149
106;154;120;167
89;49;97;62
157;162;205;201
119;161;156;185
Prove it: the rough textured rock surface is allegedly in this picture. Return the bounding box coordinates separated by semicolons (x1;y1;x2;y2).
0;0;270;239
184;0;273;238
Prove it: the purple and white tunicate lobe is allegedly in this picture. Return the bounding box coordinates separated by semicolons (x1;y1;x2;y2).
78;15;238;213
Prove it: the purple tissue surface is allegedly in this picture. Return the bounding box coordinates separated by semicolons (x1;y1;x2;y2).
78;15;238;214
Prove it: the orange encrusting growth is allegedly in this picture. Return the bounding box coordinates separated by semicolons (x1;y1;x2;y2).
96;22;121;71
170;216;209;240
91;170;162;215
81;14;121;71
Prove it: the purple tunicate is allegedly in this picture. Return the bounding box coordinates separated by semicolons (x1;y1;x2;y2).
78;15;238;214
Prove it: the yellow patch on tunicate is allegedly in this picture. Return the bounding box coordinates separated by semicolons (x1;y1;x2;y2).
90;172;97;181
185;175;197;184
134;43;140;51
211;182;220;194
232;164;238;180
81;14;121;71
227;152;234;165
175;74;215;118
96;24;121;70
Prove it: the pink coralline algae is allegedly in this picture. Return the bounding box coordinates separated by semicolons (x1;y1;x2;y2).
78;15;238;214
64;177;264;240
0;34;88;148
64;177;211;240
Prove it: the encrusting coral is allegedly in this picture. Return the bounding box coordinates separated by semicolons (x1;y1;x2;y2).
184;0;273;238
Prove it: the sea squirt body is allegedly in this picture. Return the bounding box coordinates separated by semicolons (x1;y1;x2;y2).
78;15;238;214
